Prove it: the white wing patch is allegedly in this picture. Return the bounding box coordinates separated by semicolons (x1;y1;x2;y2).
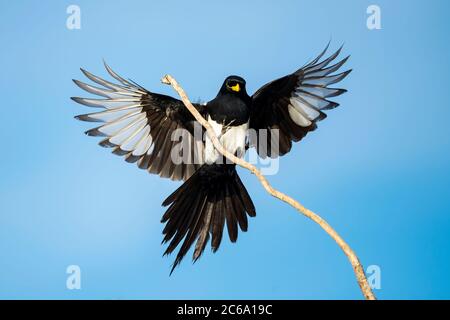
73;65;155;167
287;104;312;127
73;62;205;181
286;46;350;127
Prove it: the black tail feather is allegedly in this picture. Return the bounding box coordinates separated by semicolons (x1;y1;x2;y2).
211;195;225;252
161;164;255;274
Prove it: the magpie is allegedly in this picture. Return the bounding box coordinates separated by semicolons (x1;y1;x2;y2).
71;44;351;273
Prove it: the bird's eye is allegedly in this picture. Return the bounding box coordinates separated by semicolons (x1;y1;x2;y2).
225;79;241;92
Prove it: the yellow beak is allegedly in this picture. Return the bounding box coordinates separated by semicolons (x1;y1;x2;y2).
230;83;240;92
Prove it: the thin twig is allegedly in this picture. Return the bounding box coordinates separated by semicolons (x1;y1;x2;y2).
161;74;376;300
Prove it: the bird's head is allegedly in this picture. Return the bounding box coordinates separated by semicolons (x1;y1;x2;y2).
219;75;248;97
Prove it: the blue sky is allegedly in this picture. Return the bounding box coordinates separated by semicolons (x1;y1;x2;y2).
0;0;449;299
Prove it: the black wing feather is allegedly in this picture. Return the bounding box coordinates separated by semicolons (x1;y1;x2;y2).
72;62;206;181
250;44;351;158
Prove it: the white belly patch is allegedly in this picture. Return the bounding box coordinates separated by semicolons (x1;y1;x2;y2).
204;116;248;164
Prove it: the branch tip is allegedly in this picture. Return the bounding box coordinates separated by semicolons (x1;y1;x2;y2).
161;75;171;85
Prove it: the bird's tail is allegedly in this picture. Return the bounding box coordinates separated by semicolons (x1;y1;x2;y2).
161;164;255;274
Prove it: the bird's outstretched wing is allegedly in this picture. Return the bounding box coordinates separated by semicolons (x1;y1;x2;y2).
249;44;351;158
72;63;206;181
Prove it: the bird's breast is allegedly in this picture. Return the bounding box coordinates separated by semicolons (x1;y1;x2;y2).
207;95;250;126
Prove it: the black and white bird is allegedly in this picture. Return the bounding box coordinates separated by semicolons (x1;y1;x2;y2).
71;44;351;273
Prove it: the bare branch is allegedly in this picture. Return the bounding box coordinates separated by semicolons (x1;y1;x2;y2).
161;74;376;300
